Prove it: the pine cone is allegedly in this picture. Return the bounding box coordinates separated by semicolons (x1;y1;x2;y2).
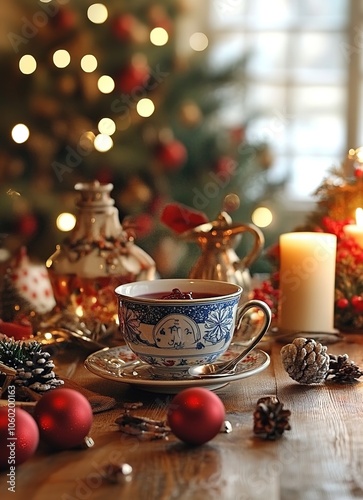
327;354;363;383
15;350;64;392
253;396;291;440
280;337;330;384
0;339;63;393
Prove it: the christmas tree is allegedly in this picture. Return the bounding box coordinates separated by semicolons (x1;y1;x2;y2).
0;0;273;278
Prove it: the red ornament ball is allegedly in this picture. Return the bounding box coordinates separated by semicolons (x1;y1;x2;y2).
112;14;136;41
167;387;225;445
0;407;39;469
34;388;93;450
117;62;150;94
157;140;188;171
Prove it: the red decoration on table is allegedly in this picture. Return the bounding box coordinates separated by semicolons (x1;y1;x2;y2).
167;387;225;445
34;388;93;450
0;318;33;340
161;203;209;234
0;407;39;468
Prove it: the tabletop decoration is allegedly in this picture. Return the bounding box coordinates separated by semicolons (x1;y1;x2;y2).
0;406;40;469
0;246;55;326
253;396;291;440
167;387;226;445
34;388;93;450
0;318;33;341
326;353;363;383
277;232;337;334
115;412;171;440
46;181;156;338
252;148;363;332
0;339;64;399
280;337;330;384
162;194;264;294
281;337;363;384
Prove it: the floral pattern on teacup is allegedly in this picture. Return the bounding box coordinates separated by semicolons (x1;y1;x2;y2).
203;305;234;345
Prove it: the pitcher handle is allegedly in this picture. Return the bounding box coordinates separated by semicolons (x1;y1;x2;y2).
227;223;265;270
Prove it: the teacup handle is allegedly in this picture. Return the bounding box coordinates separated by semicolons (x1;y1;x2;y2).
220;300;272;373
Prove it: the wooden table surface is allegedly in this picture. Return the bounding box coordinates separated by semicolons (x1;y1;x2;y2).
1;334;363;500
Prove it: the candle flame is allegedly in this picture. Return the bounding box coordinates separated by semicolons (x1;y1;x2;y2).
356;208;363;226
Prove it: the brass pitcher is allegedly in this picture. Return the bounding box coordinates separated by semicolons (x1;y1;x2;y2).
183;210;264;295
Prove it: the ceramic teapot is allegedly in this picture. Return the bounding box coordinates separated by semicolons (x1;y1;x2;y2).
46;181;156;329
183;210;264;295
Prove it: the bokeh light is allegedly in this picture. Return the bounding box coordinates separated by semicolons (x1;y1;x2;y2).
19;55;37;74
251;206;273;228
150;27;169;46
87;4;108;24
11;124;30;144
136;98;155;117
98;118;116;135
80;54;98;72
189;32;209;51
53;49;71;68
56;212;76;232
97;75;115;93
94;134;113;152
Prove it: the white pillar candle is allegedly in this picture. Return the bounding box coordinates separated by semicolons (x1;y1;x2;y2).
278;232;337;333
343;208;363;247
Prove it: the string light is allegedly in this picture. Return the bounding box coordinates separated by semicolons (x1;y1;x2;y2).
80;54;98;73
53;49;71;68
56;213;76;232
136;98;155;118
97;75;115;94
189;32;209;52
94;134;113;152
11;124;30;144
251;207;273;228
98;118;116;135
87;4;108;24
150;27;168;46
19;55;37;75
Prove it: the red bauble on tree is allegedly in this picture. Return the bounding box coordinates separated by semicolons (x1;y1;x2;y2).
0;407;39;469
215;156;237;178
167;387;225;445
117;58;150;94
34;388;93;450
111;14;137;41
156;140;188;171
51;7;77;31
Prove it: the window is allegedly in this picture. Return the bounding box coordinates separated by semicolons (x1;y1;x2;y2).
206;0;359;202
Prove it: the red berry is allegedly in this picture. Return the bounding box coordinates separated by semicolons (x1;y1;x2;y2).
351;295;363;311
336;298;349;309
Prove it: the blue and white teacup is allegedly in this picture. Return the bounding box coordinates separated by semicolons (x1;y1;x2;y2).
115;279;270;372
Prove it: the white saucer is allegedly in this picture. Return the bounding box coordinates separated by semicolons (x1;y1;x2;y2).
84;344;270;393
